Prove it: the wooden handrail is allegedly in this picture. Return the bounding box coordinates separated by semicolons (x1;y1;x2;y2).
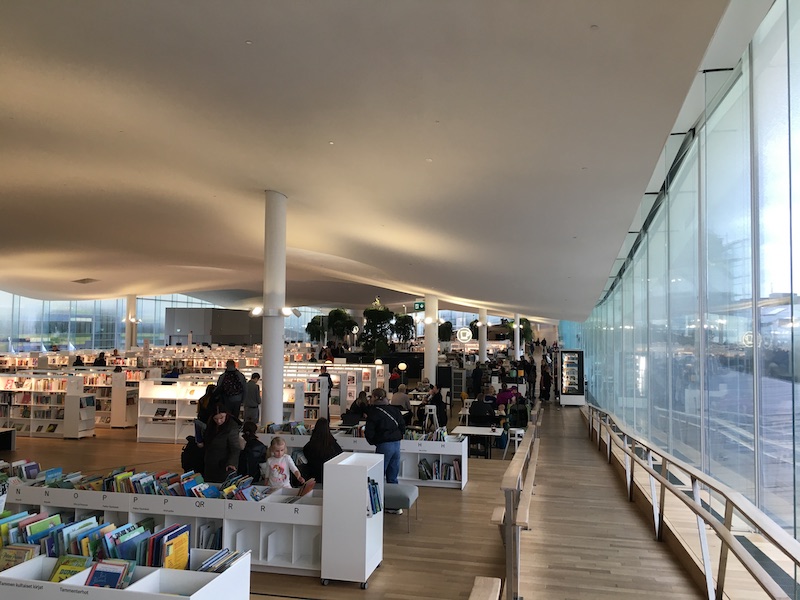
591;405;799;600
514;437;540;529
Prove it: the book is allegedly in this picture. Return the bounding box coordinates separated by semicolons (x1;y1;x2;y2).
0;544;39;572
161;528;189;570
49;553;92;582
85;559;128;588
153;407;167;417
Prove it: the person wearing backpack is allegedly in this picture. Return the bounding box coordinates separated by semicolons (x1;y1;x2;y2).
216;359;247;420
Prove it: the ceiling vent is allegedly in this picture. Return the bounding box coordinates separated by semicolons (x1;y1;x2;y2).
71;278;99;284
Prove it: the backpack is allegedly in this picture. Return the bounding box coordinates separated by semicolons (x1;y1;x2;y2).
181;436;205;474
221;370;244;397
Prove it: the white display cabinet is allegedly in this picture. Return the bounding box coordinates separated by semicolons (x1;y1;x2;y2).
137;379;207;443
0;374;94;439
6;483;322;579
321;452;383;589
0;548;250;600
258;433;468;489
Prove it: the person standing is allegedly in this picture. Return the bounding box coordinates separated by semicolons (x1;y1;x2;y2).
243;373;261;423
364;388;405;485
203;405;241;483
540;364;553;403
92;351;107;366
216;359;247;419
471;363;483;397
302;417;343;483
237;421;267;483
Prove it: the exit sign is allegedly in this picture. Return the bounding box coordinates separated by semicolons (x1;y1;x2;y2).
413;301;425;311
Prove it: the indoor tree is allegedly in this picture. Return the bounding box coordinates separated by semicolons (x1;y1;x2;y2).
392;314;415;345
360;304;394;357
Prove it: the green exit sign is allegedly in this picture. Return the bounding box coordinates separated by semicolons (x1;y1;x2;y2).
414;301;425;311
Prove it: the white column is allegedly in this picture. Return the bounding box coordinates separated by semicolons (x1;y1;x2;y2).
125;295;137;350
514;313;521;359
478;308;488;363
262;190;287;426
424;295;439;385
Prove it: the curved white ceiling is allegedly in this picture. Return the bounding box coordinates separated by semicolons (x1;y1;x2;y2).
0;1;735;321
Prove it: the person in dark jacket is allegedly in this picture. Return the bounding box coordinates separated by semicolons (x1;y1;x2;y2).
364;388;405;484
416;384;447;429
216;359;247;420
203;404;241;482
342;390;370;425
92;351;107;366
238;421;267;483
471;363;483;397
469;392;498;427
302;417;343;483
540;364;553;403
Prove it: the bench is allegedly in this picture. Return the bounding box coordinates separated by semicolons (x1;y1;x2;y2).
468;576;502;600
384;483;419;533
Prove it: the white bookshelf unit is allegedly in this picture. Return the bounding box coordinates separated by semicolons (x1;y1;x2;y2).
0;548;251;599
321;452;383;589
258;433;469;489
137;379;207;443
6;482;323;579
0;374;95;439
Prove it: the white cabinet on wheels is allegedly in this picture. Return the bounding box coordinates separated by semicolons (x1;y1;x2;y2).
321;452;383;589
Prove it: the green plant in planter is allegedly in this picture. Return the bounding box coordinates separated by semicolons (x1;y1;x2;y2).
438;321;454;342
360;305;394;357
328;308;358;343
392;314;415;344
305;315;325;343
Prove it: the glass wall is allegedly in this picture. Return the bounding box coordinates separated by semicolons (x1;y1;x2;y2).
577;0;800;535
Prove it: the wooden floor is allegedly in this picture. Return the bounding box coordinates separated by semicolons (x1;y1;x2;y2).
1;406;702;600
520;405;702;599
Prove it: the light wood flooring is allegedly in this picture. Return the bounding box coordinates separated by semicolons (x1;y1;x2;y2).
1;406;702;599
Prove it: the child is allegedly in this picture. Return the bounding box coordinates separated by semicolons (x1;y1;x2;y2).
265;436;305;488
238;421;267;483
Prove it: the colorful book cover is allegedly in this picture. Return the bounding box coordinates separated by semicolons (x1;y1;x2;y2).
49;554;91;582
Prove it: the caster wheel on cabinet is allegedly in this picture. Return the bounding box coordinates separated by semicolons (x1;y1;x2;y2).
321;579;330;586
361;582;368;590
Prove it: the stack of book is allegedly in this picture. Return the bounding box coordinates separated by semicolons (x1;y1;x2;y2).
196;548;248;573
0;543;39;572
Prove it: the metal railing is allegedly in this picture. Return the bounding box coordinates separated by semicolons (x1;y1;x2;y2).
586;403;800;600
499;399;542;600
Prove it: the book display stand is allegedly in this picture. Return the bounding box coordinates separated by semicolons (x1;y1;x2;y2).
137;379;207;443
321;452;383;589
0;547;250;599
259;433;469;489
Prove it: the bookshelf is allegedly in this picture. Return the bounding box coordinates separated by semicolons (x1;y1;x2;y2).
6;483;323;578
0;548;251;599
321;452;383;588
258;433;469;489
137;379;207;443
0;374;95;439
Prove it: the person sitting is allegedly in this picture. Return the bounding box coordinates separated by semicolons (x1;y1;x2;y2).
390;384;413;425
238;421;267;483
302;417;343;483
483;385;498;409
342;391;370;425
508;395;529;429
416;384;447;430
72;355;85;367
469;392;497;427
92;351;107;367
496;383;515;409
388;367;401;392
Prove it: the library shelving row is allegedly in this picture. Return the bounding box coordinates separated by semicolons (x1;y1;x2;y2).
136;379;208;443
0;547;251;599
258;432;468;489
5;454;382;585
0;375;96;439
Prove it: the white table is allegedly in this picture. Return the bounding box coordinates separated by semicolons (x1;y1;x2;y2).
452;425;503;459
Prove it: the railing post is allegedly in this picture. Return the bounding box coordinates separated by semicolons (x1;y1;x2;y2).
692;477;715;600
715;500;734;600
505;488;516;600
657;460;668;542
647;450;660;537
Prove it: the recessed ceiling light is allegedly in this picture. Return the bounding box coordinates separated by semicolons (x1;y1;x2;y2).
590;25;599;30
329;141;334;145
425;158;433;163
245;40;253;45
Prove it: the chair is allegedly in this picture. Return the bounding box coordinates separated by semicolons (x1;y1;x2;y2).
459;398;474;425
423;404;439;431
441;387;451;416
384;483;419;533
502;427;525;460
